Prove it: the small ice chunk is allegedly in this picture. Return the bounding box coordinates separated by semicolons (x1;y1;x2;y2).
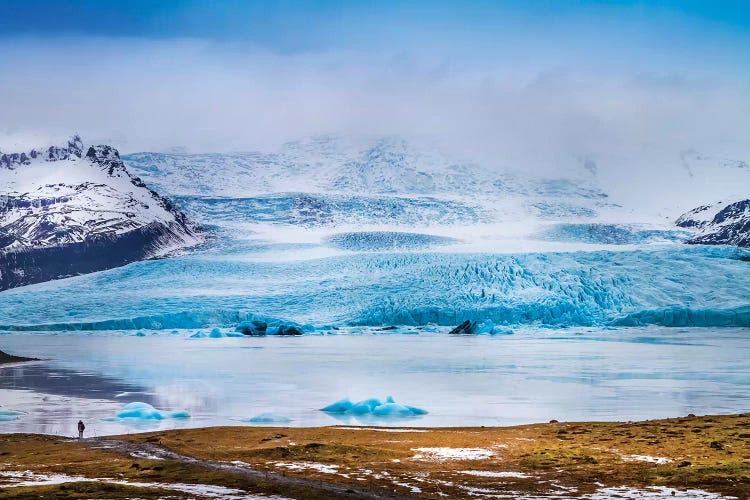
474;320;495;334
190;331;207;338
0;410;23;422
209;328;224;338
246;413;292;423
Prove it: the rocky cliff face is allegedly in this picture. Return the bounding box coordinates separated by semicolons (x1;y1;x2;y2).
677;199;750;248
0;136;203;290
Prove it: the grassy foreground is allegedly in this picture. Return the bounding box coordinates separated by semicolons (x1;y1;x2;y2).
1;413;749;498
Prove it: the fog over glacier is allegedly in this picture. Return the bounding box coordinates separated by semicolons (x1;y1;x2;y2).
1;34;748;170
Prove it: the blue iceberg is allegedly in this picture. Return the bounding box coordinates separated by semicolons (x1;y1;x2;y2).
321;396;427;418
0;410;23;422
245;413;292;424
107;402;190;421
320;398;354;413
209;327;225;338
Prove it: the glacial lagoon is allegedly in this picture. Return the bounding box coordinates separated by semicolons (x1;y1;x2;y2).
1;328;749;437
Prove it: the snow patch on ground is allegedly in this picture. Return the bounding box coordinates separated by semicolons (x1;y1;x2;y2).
391;479;422;493
0;470;287;499
411;447;494;461
585;486;732;499
621;454;673;464
336;426;428;433
129;451;165;460
273;462;339;474
459;470;529;478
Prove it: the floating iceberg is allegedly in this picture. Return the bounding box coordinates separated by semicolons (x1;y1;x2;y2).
208;328;225;338
321;396;427;418
106;402;189;421
245;413;292;424
0;410;23;422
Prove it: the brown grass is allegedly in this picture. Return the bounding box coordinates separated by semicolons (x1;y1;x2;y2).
1;413;749;498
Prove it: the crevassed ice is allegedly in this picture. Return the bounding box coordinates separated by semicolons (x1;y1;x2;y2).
0;245;747;331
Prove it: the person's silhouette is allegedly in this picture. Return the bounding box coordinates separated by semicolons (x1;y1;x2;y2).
77;420;85;440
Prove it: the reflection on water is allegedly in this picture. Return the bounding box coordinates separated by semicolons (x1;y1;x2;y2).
0;327;749;437
0;363;152;403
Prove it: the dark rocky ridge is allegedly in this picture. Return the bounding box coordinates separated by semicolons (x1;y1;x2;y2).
677;199;750;248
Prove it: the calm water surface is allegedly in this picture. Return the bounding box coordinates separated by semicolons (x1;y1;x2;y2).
0;328;748;437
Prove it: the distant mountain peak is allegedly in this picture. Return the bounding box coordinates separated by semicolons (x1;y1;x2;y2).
0;134;84;169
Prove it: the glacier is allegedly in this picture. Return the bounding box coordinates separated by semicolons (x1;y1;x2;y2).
0;245;748;331
1;135;749;334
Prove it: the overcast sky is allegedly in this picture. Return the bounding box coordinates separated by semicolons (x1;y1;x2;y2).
0;0;748;166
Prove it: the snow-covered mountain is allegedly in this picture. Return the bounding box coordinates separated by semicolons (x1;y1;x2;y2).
677;199;750;248
0;136;203;290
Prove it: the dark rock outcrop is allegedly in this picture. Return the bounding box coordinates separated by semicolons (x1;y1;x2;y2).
449;320;476;335
276;325;304;336
236;320;268;336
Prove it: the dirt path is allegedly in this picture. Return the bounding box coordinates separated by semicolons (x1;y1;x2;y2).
87;437;415;500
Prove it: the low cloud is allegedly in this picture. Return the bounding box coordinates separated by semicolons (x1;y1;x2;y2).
0;36;748;177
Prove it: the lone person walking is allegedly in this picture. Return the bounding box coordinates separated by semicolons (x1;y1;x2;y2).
77;420;85;440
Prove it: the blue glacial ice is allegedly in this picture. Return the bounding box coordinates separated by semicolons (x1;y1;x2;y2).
321;397;427;418
535;223;691;245
326;231;459;251
320;398;355;413
106;402;189;421
0;244;748;332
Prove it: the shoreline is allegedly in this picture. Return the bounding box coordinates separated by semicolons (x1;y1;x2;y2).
1;413;748;498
